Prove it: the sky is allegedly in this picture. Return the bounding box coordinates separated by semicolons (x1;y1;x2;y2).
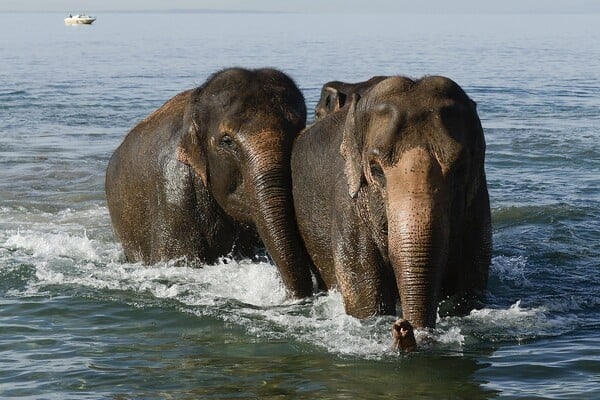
1;0;599;14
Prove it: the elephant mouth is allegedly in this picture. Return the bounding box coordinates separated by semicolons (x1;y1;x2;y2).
217;166;256;224
220;187;254;225
227;172;242;195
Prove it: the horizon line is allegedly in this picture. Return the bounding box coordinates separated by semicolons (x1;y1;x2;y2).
0;9;598;15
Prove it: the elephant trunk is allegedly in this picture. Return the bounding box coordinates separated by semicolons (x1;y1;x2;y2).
386;148;450;329
247;136;314;298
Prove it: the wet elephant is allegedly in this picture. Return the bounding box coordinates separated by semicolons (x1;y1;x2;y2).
292;76;492;327
314;76;388;120
106;68;314;298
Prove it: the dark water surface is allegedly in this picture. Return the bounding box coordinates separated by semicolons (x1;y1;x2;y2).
1;12;599;399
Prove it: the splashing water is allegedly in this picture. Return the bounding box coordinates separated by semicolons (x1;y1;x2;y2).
1;208;577;360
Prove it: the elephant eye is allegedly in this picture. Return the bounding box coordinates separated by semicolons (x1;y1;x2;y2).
219;134;235;148
369;162;385;183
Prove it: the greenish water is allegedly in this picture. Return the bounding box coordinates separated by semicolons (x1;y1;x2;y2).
0;295;498;399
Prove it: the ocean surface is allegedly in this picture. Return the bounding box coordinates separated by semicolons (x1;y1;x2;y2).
1;11;599;399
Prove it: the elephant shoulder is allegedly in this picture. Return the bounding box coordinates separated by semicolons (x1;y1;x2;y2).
292;112;346;184
121;89;195;147
117;90;196;161
299;109;346;150
107;90;197;192
138;89;194;129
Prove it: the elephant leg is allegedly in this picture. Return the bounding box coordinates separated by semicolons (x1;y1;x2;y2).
441;178;492;315
149;164;237;265
332;209;396;318
461;178;492;304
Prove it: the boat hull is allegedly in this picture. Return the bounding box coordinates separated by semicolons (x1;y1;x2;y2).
64;17;96;25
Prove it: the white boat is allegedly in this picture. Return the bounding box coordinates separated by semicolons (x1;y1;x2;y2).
64;14;96;25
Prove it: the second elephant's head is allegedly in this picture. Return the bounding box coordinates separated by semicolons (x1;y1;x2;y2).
341;76;487;328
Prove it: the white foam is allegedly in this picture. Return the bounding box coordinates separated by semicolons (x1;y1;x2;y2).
5;229;101;261
255;290;393;357
468;299;538;321
458;299;579;343
0;219;580;357
491;255;532;287
0;205;109;227
436;326;466;346
186;259;290;307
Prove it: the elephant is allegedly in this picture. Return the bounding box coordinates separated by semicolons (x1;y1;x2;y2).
291;75;492;328
314;76;388;120
106;67;315;298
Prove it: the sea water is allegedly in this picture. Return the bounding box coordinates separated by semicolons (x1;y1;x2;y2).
1;12;599;399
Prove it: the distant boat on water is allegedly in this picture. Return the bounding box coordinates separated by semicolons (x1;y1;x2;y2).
64;13;96;25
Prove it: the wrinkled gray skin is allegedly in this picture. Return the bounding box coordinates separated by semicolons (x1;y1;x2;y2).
314;76;388;120
106;68;314;298
292;76;492;328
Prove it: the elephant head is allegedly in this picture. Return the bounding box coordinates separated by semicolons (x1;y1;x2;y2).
340;76;489;328
176;68;313;297
315;76;388;120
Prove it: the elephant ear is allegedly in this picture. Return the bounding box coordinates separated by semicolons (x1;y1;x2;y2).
176;107;208;187
465;100;486;209
324;86;346;113
340;94;363;198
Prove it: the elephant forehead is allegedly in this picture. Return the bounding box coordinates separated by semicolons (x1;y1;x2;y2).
396;121;464;165
218;120;239;133
365;97;458;140
414;101;471;152
218;92;285;114
367;108;465;173
226;115;289;136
